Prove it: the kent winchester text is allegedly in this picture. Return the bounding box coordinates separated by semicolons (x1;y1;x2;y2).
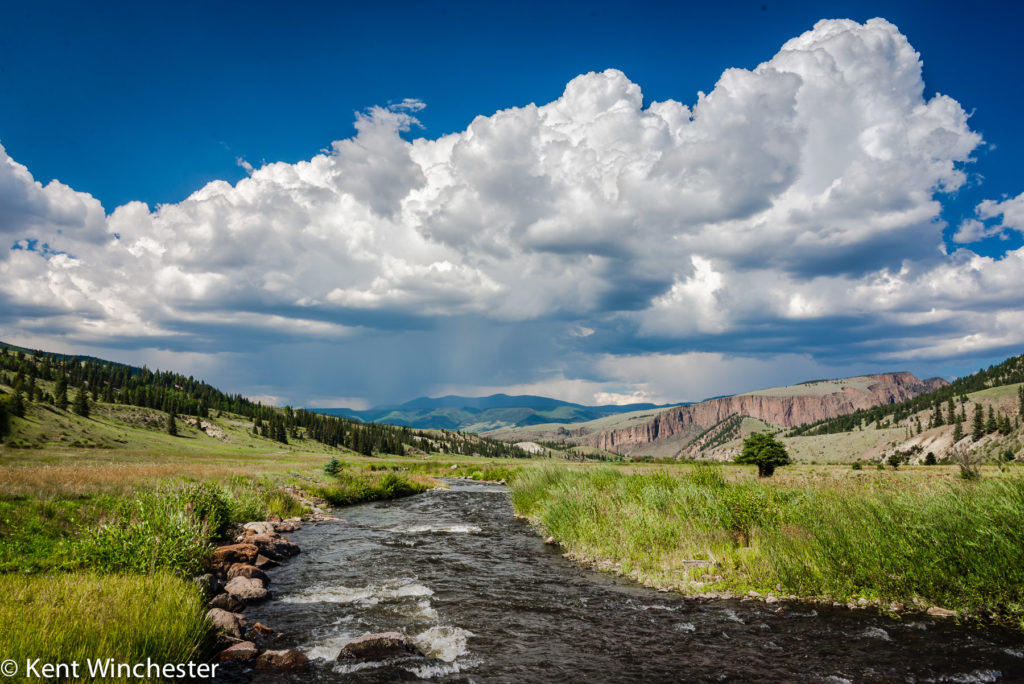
21;658;219;679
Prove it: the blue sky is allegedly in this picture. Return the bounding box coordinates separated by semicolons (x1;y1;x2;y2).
2;1;1023;407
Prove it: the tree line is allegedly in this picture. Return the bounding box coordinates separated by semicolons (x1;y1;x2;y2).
0;344;532;458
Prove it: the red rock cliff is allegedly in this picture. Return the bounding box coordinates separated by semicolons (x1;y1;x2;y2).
578;372;947;453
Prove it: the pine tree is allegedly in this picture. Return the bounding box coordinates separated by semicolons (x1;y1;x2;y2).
0;397;9;438
947;397;956;425
167;411;178;436
952;417;963;443
986;405;998;433
55;376;69;411
972;403;984;441
9;391;25;418
72;388;90;417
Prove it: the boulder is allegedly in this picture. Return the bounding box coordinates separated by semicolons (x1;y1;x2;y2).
243;521;277;536
227;563;270;584
274;521;302;533
206;608;247;639
208;592;246;613
336;632;425;662
254;554;278;570
209;543;259;572
224;576;269;602
256;649;308;671
249;534;300;560
218;641;259;662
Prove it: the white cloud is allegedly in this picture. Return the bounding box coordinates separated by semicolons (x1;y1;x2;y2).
0;17;1020;405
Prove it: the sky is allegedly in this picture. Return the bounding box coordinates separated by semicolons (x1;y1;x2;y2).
2;1;1024;408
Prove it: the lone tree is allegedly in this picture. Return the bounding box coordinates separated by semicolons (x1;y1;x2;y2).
167;411;178;436
735;432;791;477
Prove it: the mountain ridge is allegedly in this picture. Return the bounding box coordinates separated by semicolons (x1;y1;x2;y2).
310;394;685;432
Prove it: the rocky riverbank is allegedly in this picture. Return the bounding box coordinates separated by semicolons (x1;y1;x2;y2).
196;482;453;673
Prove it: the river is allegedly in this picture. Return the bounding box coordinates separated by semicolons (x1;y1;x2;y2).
227;480;1024;682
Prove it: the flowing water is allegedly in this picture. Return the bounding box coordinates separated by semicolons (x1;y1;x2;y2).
227;480;1024;683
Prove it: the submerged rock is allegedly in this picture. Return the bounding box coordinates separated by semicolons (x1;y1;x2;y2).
336;632;426;662
256;649;308;671
245;621;277;647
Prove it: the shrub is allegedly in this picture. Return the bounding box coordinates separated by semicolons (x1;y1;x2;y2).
851;462;863;471
324;457;342;477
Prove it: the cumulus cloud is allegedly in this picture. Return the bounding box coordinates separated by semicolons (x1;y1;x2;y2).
1;17;1021;404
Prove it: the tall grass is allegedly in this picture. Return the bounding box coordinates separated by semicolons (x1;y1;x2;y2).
511;465;1024;625
308;469;429;506
0;572;210;683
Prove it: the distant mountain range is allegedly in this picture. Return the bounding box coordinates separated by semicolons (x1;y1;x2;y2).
310;394;684;432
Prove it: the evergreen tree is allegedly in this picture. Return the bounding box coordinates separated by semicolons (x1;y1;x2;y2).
915;418;922;435
72;388;90;417
972;403;984;441
0;397;9;438
167;411;178;436
735;433;791;477
9;391;25;418
947;397;956;424
986;405;998;434
55;376;69;411
952;417;963;443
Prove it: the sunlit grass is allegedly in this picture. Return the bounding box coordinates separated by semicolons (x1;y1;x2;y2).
0;572;211;683
511;464;1024;627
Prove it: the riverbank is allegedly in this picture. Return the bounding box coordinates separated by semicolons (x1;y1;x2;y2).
510;464;1024;628
0;445;438;681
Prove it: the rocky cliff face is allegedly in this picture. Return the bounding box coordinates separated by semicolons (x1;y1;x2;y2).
578;372;947;454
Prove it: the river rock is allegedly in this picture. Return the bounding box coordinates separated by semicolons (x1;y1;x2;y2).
224;576;269;602
256;649;308;671
245;622;276;647
336;632;425;662
227;563;270;584
209;592;246;613
243;521;277;535
209;543;259;572
254;554;278;569
927;606;956;617
206;608;248;639
193;573;222;598
274;521;302;533
248;533;300;560
218;641;259;662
